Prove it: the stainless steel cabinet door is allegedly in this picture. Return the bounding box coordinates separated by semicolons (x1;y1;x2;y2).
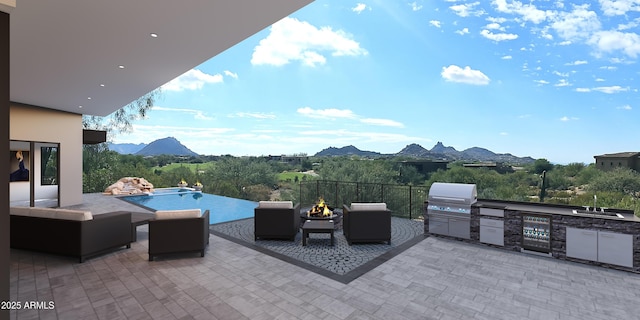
428;216;448;236
449;218;470;239
566;227;598;262
598;231;633;268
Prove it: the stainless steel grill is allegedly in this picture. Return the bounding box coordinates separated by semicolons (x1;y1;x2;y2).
427;182;477;214
427;183;477;239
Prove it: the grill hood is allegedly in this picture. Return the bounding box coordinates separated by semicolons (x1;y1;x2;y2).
428;183;477;206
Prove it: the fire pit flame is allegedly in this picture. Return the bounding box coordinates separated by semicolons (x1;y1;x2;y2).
308;198;333;217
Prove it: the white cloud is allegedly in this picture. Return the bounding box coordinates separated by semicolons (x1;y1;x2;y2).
441;65;491;85
502;55;513;59
555;79;571;87
297;107;357;119
576;87;591;92
480;29;519;41
360;118;404;128
352;3;367;14
251;17;368;67
560;116;579;121
430;20;442;28
409;1;423;11
599;0;640;16
162;69;223;91
450;2;484;17
228;112;276;119
223;70;238;79
553;71;570;77
153;106;214;121
534;79;550;85
617;104;633;110
455;28;470;35
485;22;505;31
565;60;588;65
492;0;553;24
592;85;629;93
588;30;640;58
550;4;600;41
487;16;508;24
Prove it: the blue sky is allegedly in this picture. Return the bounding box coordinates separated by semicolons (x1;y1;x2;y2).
112;0;640;165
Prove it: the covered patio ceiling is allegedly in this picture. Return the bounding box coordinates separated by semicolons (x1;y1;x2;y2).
9;0;313;117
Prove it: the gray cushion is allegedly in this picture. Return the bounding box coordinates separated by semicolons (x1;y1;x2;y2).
258;201;293;209
350;203;387;211
155;209;202;220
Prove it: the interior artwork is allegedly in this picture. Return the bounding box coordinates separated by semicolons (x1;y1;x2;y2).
10;150;30;182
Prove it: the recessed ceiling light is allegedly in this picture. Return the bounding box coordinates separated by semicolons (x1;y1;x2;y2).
79;105;83;109
150;33;158;38
87;97;92;100
118;65;125;69
100;84;105;87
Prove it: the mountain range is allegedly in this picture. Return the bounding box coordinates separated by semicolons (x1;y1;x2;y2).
109;137;199;157
314;142;535;164
109;137;535;164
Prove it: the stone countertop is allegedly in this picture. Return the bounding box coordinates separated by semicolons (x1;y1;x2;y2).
475;199;640;223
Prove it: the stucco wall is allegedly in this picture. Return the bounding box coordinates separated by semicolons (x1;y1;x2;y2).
9;103;83;206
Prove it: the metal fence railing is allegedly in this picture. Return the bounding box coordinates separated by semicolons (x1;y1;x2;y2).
299;180;427;220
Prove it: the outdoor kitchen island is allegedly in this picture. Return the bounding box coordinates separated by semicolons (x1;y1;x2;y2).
425;195;640;273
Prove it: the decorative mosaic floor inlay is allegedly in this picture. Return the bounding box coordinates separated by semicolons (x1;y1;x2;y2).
210;217;425;283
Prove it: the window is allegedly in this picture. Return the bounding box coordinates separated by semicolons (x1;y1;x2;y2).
41;146;58;185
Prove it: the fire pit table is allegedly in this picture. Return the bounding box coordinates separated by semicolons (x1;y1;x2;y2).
302;220;335;246
300;210;342;229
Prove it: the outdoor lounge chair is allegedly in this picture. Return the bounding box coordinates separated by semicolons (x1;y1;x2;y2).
343;203;392;245
148;209;210;261
254;201;301;241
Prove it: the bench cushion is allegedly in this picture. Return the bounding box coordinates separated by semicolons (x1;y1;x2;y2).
10;206;93;221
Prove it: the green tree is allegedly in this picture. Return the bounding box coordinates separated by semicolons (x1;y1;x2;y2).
81;89;161;192
531;158;553;174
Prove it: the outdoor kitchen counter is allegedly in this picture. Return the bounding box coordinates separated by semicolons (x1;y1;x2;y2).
424;199;640;273
477;199;640;222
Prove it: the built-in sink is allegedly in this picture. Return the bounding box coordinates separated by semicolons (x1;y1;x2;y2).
571;209;625;219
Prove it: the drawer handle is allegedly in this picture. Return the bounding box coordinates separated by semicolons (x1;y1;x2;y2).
487;229;496;233
581;231;596;236
600;234;614;238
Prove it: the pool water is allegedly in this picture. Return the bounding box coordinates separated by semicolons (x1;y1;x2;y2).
121;189;257;225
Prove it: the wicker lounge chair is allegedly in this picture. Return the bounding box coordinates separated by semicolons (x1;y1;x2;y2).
148;209;210;261
343;203;391;245
254;201;301;241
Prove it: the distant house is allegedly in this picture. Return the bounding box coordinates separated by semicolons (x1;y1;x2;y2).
400;160;448;175
266;155;309;165
594;152;640;172
463;162;514;174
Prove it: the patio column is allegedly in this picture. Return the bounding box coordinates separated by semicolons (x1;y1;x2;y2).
0;6;10;320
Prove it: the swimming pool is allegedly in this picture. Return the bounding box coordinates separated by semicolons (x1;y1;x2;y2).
120;188;257;225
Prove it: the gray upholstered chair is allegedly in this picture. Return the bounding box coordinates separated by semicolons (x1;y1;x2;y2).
254;201;301;241
148;209;210;261
342;203;391;245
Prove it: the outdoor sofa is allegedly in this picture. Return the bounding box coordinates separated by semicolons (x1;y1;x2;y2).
254;201;301;241
10;206;132;262
343;203;392;245
148;209;210;261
